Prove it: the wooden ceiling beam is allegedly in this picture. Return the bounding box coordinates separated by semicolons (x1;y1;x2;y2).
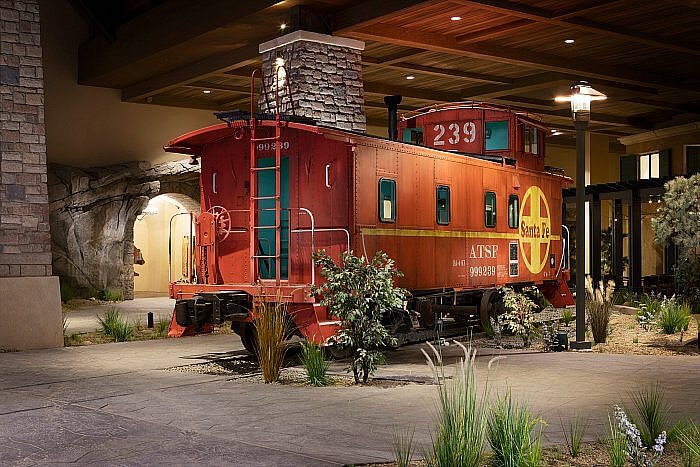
460;72;561;99
79;0;282;85
122;44;261;101
333;0;438;33
146;95;223;111
621;98;700;114
451;0;700;55
362;56;513;84
344;24;697;92
184;81;257;94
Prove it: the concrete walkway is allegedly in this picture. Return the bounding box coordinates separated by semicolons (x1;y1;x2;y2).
0;334;698;466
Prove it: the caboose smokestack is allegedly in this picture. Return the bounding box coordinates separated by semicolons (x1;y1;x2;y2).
384;95;402;141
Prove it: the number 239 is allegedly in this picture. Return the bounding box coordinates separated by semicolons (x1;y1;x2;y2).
433;122;476;146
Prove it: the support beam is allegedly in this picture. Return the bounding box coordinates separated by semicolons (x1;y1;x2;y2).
362;56;512;84
122;44;260;101
79;0;282;84
451;0;700;55
629;190;643;291
365;82;462;102
590;196;602;285
613;199;624;286
344;24;696;92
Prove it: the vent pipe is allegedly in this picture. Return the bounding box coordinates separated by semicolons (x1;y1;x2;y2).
384;95;402;141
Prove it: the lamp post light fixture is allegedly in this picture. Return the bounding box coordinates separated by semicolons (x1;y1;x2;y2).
555;81;606;349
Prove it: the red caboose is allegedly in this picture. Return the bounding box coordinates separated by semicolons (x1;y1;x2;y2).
164;102;573;351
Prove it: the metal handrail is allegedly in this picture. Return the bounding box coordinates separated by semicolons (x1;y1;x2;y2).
557;224;570;278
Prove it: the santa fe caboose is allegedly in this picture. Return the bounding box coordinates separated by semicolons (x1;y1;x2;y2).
164;100;574;352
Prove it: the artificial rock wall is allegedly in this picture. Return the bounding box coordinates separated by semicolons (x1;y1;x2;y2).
258;30;366;132
48;161;199;299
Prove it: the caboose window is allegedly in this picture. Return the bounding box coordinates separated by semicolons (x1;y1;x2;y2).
379;179;396;222
508;195;519;229
485;191;496;227
402;128;424;146
436;185;450;225
524;126;539;155
485;121;509;151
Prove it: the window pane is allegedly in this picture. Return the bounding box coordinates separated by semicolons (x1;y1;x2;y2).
379;179;396;222
485;121;509;151
437;185;450;225
532;128;538;155
639;154;650;180
508;195;519;229
650;152;660;178
485;191;496;227
402;128;424;145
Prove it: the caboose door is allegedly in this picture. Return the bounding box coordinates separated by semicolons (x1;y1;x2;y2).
255;157;289;280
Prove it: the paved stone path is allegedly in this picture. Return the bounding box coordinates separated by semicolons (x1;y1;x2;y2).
1;333;698;465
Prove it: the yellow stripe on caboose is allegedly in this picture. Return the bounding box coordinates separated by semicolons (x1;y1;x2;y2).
361;228;560;241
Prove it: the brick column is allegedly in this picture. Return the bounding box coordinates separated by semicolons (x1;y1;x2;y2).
259;31;366;132
1;0;61;350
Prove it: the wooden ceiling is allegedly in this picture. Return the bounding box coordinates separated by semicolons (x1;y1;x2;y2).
73;0;700;141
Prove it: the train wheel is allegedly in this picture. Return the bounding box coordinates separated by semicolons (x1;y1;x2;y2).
239;323;258;355
479;288;503;330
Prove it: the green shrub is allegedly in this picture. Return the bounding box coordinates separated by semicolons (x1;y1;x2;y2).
487;392;542;467
606;413;627;467
392;426;415;467
499;287;537;348
561;309;574;326
155;316;170;336
585;278;615;343
657;299;691;334
253;295;291;384
300;340;331;386
312;250;404;384
676;421;699;466
673;256;700;313
423;341;488;467
97;307;121;335
111;319;134;342
102;287;123;302
97;307;133;342
561;413;589;458
628;384;670;449
637;294;662;331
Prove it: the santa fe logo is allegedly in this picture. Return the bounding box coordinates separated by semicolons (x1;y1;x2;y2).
519;185;551;274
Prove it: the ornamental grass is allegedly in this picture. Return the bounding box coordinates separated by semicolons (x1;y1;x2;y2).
253;293;291;383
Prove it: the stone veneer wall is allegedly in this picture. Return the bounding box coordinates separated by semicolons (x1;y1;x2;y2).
0;0;52;278
258;31;366;132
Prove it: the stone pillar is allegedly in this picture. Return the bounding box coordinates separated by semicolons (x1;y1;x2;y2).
258;30;366;132
1;0;62;350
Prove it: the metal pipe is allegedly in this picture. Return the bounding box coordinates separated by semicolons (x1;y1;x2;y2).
297;207;315;285
290;228;351;252
384;95;402;141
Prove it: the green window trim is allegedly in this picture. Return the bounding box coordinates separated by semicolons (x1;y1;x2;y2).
508;194;519;229
485;191;497;228
378;178;396;223
436;185;450;225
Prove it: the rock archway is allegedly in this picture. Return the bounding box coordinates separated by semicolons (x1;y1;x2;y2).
48;161;199;299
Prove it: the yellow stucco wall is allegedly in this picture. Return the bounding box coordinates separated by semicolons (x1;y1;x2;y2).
41;0;219;167
133;197;193;293
623;131;700;176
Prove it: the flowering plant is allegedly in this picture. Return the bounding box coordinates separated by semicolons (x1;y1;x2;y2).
613;405;666;467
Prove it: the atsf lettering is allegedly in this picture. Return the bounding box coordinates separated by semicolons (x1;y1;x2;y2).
469;244;498;259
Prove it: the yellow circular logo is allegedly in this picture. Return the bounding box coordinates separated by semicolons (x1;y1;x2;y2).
519;186;552;274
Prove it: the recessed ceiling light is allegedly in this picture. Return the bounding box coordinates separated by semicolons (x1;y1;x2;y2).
406;75;415;80
202;90;212;94
564;39;575;44
450;16;462;21
280;23;287;30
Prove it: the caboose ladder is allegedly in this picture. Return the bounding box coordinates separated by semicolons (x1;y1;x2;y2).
249;113;283;285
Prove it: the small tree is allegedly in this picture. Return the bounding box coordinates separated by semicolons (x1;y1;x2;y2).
312;250;405;383
652;174;700;308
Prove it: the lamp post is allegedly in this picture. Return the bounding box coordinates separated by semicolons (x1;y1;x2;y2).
556;81;606;349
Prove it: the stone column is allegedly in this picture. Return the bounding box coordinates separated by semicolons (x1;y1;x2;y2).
258;30;366;132
1;0;62;350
